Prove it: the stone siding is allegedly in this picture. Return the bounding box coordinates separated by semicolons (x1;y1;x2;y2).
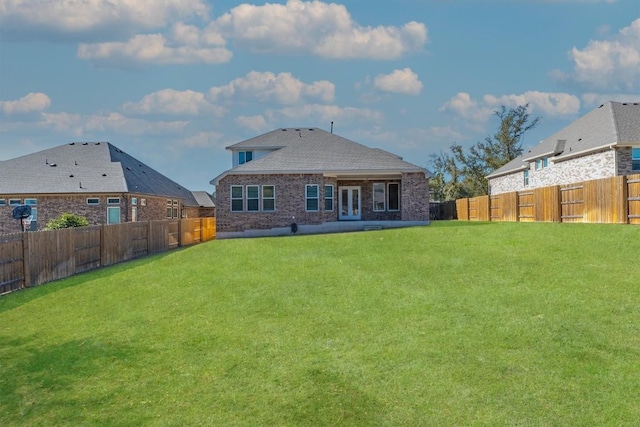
489;149;621;195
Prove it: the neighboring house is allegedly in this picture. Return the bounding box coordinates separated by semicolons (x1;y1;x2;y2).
0;142;214;234
487;101;640;195
210;127;432;238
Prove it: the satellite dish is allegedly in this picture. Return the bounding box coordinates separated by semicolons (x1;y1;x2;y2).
12;205;32;220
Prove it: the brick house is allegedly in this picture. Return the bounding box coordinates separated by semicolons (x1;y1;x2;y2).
210;127;432;238
487;101;640;195
0;142;214;234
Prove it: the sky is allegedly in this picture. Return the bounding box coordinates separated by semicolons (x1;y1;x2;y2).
1;0;639;192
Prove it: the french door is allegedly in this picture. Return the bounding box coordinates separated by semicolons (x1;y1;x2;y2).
339;186;361;220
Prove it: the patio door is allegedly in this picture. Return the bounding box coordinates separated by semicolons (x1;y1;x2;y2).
339;186;361;220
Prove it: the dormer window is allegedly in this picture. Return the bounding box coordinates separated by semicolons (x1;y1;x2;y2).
239;150;253;165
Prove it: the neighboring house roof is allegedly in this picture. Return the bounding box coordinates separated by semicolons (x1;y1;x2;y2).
191;191;215;208
211;127;431;184
0;142;199;206
487;101;640;179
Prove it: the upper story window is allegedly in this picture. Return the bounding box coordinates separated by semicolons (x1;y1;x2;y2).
107;197;120;205
239;150;253;165
524;169;529;186
9;198;21;206
632;148;640;171
535;158;549;170
87;198;100;205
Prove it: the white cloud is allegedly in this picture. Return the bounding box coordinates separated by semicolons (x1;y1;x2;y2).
265;104;383;125
582;92;640;107
483;91;580;116
177;131;225;148
0;0;209;40
440;92;494;123
0;92;51;114
236;115;269;132
208;71;335;105
374;68;423;95
441;91;580;124
77;31;232;67
39;112;187;137
213;0;427;59
563;18;640;91
122;89;226;117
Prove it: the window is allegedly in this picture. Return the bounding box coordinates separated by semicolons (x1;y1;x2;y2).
167;199;173;218
107;197;120;204
239;150;253;165
633;148;640;171
373;183;385;211
263;185;275;211
87;198;100;205
324;185;334;211
172;200;179;218
107;207;121;224
141;198;147;206
9;199;21;206
247;185;259;211
524;169;529;186
388;183;400;211
131;206;137;222
28;208;37;231
231;186;244;212
24;198;37;206
306;185;319;211
535;158;549;170
0;199;5;206
131;197;137;205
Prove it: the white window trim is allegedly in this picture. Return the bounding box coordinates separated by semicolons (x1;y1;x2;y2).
107;206;121;224
231;185;244;212
9;198;21;206
262;185;275;212
87;198;100;205
246;185;259;212
107;197;121;205
324;184;334;211
373;183;386;212
306;184;320;212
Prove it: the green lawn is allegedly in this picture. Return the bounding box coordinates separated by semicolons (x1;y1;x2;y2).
1;221;639;426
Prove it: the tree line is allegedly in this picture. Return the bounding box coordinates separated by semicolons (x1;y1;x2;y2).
429;104;541;201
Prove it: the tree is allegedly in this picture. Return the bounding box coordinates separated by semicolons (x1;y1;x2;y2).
429;151;470;201
45;213;89;230
430;104;541;199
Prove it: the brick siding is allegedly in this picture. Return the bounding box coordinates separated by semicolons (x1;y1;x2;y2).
215;173;429;233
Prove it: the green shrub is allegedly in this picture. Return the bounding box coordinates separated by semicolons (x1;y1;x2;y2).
45;212;89;230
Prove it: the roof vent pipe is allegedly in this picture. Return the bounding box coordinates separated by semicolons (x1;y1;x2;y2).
331;121;334;134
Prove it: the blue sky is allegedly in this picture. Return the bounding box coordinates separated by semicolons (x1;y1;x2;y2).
1;0;639;192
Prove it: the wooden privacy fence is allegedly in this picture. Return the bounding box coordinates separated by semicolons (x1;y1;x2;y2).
457;174;640;225
0;217;215;295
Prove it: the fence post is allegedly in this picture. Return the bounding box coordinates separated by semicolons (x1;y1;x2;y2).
100;224;106;267
22;231;31;288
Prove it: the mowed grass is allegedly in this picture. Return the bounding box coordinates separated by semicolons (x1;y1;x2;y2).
1;221;639;426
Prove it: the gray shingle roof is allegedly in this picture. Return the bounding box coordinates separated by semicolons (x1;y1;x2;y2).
487;101;640;179
0;142;198;206
191;191;215;207
212;128;430;184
